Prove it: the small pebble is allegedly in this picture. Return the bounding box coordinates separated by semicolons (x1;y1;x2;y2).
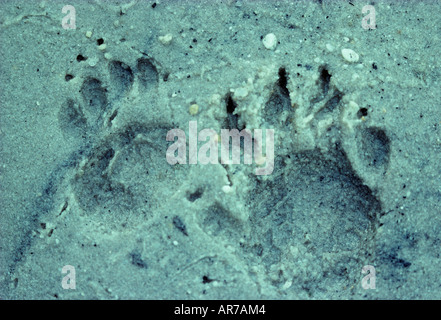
189;103;199;115
209;93;221;105
98;43;107;51
326;43;334;52
262;33;277;50
234;87;248;100
159;34;173;45
88;56;99;67
85;31;92;38
341;48;359;62
348;101;359;110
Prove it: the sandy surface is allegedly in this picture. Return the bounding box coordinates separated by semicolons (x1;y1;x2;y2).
1;0;441;299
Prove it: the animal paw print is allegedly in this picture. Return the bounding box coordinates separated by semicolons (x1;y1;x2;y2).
58;56;183;229
58;57;159;140
290;65;391;175
196;64;391;295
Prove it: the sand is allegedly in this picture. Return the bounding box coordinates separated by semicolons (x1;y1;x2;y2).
1;0;440;299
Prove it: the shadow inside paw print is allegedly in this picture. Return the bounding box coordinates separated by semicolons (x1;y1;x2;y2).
108;61;134;99
358;127;391;170
137;57;159;90
74;123;182;228
305;66;344;130
58;77;110;140
245;146;381;289
263;67;292;127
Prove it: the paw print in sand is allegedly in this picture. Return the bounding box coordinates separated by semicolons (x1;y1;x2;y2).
58;56;184;230
197;64;391;295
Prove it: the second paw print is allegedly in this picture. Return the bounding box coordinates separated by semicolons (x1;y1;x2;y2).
58;56;160;141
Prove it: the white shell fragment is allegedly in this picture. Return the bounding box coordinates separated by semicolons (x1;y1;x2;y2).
341;48;359;63
158;34;173;45
262;33;277;50
326;43;334;52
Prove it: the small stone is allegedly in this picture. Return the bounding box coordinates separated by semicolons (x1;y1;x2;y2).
326;43;334;52
209;93;221;105
159;34;173;45
85;31;92;38
341;48;359;63
262;33;277;50
233;87;248;100
348;101;359;110
98;43;107;51
189;103;199;115
282;280;293;290
88;56;99;67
